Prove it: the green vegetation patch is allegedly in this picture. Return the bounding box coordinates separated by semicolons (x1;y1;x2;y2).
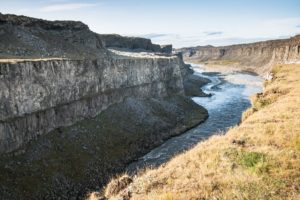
271;65;283;74
240;151;266;168
252;86;289;110
225;148;268;173
295;137;300;151
252;93;272;110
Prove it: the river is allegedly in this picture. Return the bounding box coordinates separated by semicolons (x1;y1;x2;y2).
126;64;263;172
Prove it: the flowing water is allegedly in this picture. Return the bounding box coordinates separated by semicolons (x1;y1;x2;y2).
127;64;263;172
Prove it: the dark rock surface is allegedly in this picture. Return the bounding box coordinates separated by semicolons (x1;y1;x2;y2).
183;74;211;97
100;34;172;54
0;56;185;153
0;96;207;200
177;62;211;97
0;13;105;59
0;13;172;59
161;45;173;53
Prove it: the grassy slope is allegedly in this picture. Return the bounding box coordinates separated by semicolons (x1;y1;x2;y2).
108;64;300;200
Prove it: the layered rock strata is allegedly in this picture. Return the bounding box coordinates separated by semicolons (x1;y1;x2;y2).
0;55;186;153
177;35;300;75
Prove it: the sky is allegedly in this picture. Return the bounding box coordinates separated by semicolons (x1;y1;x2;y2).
1;0;300;48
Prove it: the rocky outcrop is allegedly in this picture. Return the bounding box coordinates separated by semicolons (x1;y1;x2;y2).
0;13;172;59
177;35;300;75
0;13;105;59
183;74;211;97
175;55;211;97
100;34;172;53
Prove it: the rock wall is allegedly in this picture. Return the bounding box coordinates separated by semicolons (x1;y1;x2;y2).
0;13;106;59
178;35;300;75
0;13;191;154
0;55;185;153
99;34;172;53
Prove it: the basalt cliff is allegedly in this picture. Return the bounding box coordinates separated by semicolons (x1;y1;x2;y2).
177;35;300;75
0;13;208;199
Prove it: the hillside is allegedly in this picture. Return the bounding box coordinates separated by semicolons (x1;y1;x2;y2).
177;36;300;75
99;63;300;199
0;13;172;59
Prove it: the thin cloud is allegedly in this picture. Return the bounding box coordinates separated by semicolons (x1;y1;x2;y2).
39;3;97;12
142;33;168;39
297;25;300;28
148;32;275;48
204;31;223;36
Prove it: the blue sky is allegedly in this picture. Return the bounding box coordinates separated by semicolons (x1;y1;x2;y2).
1;0;300;47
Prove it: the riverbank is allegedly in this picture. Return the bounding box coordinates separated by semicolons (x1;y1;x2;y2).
124;64;262;173
101;63;300;199
192;61;260;76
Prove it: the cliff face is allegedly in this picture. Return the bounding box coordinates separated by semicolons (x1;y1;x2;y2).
0;13;194;154
0;54;209;199
178;35;300;75
0;56;185;153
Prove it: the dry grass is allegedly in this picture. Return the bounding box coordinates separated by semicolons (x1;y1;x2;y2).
105;174;132;198
85;192;103;200
0;58;67;63
107;64;300;200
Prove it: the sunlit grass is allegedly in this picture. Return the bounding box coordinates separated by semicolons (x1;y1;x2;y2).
0;58;67;63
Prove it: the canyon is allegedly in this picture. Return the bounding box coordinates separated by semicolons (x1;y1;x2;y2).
0;13;208;154
1;12;300;200
101;33;300;200
177;35;300;75
106;62;300;200
0;13;208;199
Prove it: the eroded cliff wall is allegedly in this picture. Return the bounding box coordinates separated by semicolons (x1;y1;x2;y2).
0;55;185;153
178;35;300;74
0;13;200;154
